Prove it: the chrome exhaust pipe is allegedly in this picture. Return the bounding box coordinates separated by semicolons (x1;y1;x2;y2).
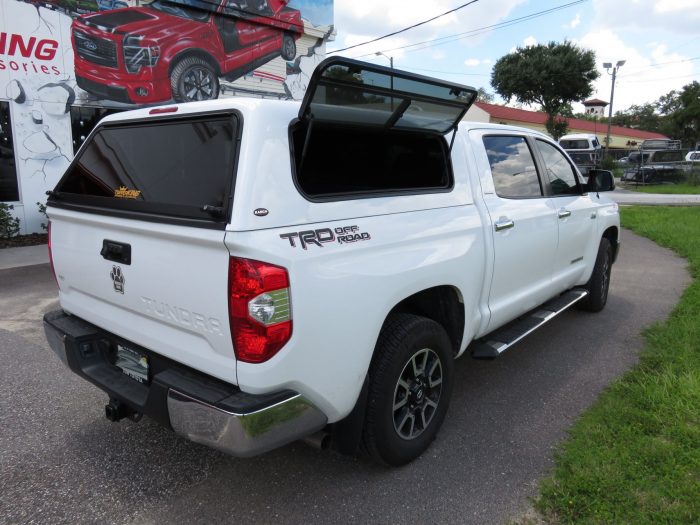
303;430;330;450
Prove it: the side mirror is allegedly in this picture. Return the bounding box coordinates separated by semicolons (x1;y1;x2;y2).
587;169;615;192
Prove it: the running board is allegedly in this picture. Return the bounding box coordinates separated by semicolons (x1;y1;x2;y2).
470;289;588;359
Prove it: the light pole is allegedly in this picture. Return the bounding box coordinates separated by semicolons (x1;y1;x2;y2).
376;51;394;109
375;51;394;70
603;59;625;156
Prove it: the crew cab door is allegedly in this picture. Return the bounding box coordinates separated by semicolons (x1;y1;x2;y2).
532;138;598;290
471;131;559;333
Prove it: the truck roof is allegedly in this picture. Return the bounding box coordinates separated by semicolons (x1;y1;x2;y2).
99;97;552;140
559;133;599;140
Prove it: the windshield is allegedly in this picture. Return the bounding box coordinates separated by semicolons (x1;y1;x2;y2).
148;0;209;22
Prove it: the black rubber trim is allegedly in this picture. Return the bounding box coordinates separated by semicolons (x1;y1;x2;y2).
43;309;295;427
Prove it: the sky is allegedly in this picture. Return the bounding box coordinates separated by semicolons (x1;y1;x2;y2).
326;0;700;114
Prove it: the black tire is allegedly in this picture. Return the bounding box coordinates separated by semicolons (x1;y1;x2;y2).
579;237;612;312
170;56;219;103
362;313;454;466
281;33;296;61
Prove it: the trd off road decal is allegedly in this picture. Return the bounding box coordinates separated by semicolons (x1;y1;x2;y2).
280;225;371;250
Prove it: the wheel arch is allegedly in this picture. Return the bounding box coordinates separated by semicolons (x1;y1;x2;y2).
602;225;620;263
383;285;466;356
168;49;221;78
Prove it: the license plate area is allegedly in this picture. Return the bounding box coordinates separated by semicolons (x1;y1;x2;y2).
114;343;149;385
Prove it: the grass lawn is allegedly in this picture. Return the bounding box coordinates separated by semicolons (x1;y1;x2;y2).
626;183;700;194
535;206;700;523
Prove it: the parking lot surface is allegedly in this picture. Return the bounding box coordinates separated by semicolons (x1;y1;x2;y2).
0;229;690;524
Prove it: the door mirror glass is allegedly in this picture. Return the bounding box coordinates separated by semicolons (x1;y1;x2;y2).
588;169;615;192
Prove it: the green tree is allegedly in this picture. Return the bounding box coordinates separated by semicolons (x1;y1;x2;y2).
611;103;661;132
476;87;494;103
657;81;700;148
490;41;599;139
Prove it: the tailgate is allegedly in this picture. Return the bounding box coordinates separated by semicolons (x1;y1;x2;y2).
47;110;240;384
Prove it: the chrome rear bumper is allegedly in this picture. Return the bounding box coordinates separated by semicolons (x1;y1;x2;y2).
167;389;327;457
43;309;327;458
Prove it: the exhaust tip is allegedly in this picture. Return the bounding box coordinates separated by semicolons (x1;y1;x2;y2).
302;431;330;451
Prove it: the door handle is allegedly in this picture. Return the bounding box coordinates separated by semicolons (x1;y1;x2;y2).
558;209;572;219
494;219;515;232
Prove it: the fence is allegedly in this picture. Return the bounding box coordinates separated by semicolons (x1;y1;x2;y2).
600;147;700;186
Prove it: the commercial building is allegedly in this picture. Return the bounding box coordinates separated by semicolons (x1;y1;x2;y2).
0;0;333;233
466;101;667;149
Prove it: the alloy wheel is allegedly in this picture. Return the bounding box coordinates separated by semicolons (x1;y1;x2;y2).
183;67;215;101
392;347;443;440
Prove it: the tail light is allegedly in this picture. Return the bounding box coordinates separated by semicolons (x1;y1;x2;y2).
47;220;60;289
228;257;292;363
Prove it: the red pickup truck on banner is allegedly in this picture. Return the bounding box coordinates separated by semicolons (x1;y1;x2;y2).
72;0;303;103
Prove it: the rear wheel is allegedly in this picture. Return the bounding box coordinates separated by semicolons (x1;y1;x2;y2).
579;237;612;312
170;56;220;103
362;314;454;466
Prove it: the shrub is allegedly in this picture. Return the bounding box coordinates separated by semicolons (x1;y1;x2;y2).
600;155;617;170
37;201;49;231
0;203;21;239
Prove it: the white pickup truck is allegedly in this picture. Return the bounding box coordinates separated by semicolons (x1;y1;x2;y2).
43;58;620;466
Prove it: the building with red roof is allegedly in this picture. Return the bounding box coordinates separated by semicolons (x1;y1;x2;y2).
466;101;668;148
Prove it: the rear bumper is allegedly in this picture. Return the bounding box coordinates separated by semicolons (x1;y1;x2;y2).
43;309;327;457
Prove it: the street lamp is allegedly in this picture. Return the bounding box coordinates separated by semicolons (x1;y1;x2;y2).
376;52;394;109
603;59;625;155
375;51;394;69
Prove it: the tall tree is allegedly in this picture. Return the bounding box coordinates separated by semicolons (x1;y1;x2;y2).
490;41;599;139
611;103;661;132
476;87;494;103
657;81;700;148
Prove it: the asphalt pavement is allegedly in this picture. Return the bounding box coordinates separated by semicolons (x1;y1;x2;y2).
609;185;700;206
0;229;691;525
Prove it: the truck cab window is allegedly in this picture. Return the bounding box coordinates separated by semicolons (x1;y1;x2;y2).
483;135;542;198
536;140;580;196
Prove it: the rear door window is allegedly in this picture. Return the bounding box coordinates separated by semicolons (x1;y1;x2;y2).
483;135;542;198
53;113;239;226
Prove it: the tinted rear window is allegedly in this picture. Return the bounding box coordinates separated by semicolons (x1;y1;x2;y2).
560;139;590;149
54;114;238;225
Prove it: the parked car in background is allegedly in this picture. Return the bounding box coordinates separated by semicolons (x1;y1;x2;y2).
622;148;685;184
686;151;700;163
72;0;302;104
559;133;602;175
